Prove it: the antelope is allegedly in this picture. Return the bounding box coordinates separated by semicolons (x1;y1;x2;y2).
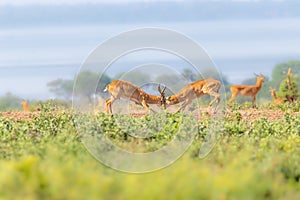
165;78;221;112
228;74;265;107
21;100;29;111
104;80;166;114
21;100;41;112
269;87;283;104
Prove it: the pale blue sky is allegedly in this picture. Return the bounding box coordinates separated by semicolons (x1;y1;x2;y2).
0;0;183;6
0;0;287;6
0;0;299;99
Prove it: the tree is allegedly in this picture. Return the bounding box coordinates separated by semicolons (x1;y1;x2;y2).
155;74;185;95
271;60;300;88
270;61;300;102
182;68;197;82
0;93;23;111
277;68;298;102
47;79;73;100
116;71;150;84
47;70;111;102
241;77;256;85
195;69;229;85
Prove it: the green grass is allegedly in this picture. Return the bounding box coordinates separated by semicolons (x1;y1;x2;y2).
0;105;300;199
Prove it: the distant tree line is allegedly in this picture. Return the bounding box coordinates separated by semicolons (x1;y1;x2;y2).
46;60;300;105
0;60;299;111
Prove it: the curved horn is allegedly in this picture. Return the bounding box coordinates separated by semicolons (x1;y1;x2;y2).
158;84;166;94
162;86;166;93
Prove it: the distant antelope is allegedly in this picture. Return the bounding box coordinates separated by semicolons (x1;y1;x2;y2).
104;80;166;114
166;78;221;112
229;74;265;107
21;100;29;111
21;100;41;112
269;87;283;104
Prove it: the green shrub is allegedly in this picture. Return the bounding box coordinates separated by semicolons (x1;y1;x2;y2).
0;107;300;199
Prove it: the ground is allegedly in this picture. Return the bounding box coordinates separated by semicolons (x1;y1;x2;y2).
1;108;299;121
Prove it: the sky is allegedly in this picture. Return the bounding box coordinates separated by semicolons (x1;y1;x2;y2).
0;0;299;99
0;0;183;6
0;0;287;6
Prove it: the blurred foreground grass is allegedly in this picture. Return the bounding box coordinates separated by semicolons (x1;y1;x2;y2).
0;107;300;199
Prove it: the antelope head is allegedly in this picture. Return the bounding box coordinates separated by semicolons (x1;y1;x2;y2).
254;73;265;83
269;87;275;92
166;95;178;106
269;87;277;96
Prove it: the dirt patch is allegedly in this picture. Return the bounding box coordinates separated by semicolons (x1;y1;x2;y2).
0;111;39;121
1;108;299;122
226;109;299;121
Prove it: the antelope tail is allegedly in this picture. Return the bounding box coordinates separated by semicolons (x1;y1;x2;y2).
103;85;108;92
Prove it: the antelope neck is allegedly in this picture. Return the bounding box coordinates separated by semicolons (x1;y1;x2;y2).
256;79;263;88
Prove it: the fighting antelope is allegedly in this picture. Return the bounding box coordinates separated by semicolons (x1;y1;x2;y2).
104;80;166;114
165;78;221;112
229;74;265;107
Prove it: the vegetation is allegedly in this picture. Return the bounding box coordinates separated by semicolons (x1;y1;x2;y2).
277;68;299;102
0;93;23;111
47;70;111;101
271;61;300;87
0;103;300;199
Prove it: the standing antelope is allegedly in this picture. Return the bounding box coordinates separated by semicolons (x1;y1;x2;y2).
21;100;29;111
229;74;265;107
104;80;166;114
269;87;282;104
165;78;221;112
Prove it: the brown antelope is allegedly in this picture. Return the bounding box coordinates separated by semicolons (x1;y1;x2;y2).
21;100;41;112
229;74;265;107
269;87;283;104
21;100;29;111
165;78;221;112
104;80;166;114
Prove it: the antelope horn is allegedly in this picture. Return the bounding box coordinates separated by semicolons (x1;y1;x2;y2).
158;84;166;94
162;86;166;93
158;84;162;93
